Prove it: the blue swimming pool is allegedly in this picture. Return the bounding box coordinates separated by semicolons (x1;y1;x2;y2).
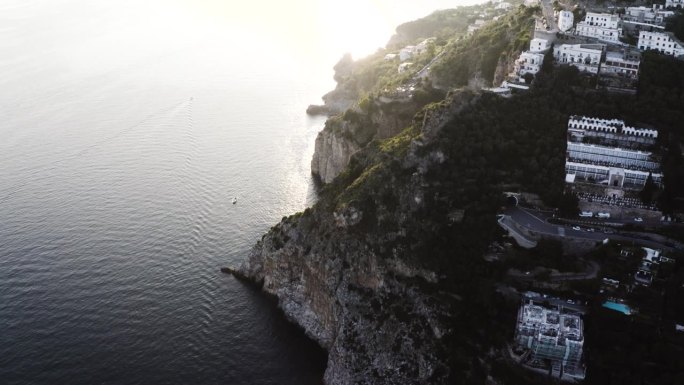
603;301;632;315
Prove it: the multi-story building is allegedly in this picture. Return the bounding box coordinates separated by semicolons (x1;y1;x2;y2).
638;31;684;57
515;51;545;78
553;44;604;73
565;116;662;189
666;0;683;9
600;48;641;79
558;10;574;32
575;12;622;43
583;12;620;29
514;299;585;379
623;6;673;25
529;37;550;52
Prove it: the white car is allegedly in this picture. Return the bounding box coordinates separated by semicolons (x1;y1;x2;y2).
572;226;581;231
634;217;643;222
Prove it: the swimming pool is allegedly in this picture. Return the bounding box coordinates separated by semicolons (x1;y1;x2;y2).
603;301;632;315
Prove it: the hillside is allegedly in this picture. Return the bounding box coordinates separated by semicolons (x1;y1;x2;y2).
236;5;684;385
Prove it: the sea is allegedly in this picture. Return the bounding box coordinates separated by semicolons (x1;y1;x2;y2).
0;1;478;384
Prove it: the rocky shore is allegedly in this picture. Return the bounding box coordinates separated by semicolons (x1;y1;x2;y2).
233;90;483;384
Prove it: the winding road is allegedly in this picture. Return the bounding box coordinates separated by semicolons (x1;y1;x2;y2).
502;207;683;252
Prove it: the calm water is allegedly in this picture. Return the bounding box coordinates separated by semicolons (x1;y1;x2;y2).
0;1;330;384
0;0;475;383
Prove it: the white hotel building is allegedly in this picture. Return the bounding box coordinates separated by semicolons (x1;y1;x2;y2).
565;116;662;189
553;44;604;74
638;31;684;57
666;0;683;8
575;12;622;43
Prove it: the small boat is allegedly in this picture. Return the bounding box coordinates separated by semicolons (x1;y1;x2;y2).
232;197;237;204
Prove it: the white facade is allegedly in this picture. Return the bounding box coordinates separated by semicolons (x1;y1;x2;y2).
624;6;673;25
584;12;620;28
638;31;684;57
666;0;683;8
575;12;621;43
565;161;662;188
516;52;545;77
515;301;585;379
565;116;662;189
568;116;657;139
558;10;574;32
529;38;550;52
553;44;604;74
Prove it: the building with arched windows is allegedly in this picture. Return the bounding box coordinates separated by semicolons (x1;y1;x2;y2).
666;0;683;9
565;116;662;190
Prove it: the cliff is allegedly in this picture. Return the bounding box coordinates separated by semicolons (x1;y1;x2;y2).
310;94;438;183
239;90;496;384
309;6;536;185
310;122;362;184
235;5;577;385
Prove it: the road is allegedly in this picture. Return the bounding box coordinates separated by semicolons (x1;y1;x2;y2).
539;0;559;32
503;207;683;252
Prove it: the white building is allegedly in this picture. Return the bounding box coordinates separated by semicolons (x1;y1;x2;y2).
384;53;398;61
666;0;683;8
624;6;673;25
567;116;657;139
583;12;620;28
638;31;684;57
553;44;604;74
516;52;545;78
529;38;550;52
565;116;662;189
600;49;641;79
558;10;574;32
575;12;622;43
514;299;585;379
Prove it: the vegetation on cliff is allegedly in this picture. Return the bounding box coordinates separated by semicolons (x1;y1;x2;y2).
430;6;538;88
386;5;501;49
253;4;684;384
289;47;684;381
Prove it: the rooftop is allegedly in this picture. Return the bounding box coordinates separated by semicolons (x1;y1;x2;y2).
518;301;584;343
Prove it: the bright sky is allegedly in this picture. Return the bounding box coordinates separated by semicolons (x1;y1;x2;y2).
2;0;485;84
152;0;485;59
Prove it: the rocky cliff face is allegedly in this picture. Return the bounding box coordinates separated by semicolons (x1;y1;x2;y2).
239;91;485;385
311;99;425;184
311;126;361;184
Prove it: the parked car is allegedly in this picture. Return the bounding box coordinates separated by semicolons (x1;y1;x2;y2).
572;226;581;231
579;211;593;217
597;212;611;218
634;217;643;222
